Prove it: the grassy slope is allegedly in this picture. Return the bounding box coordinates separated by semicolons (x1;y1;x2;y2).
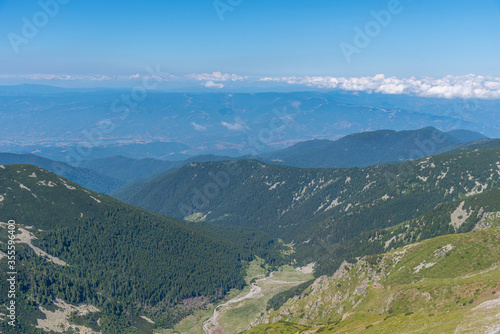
309;187;500;276
247;227;500;333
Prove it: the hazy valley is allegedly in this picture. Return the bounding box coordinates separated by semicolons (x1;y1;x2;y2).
1;116;499;333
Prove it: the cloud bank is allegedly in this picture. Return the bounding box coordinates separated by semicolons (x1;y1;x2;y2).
2;72;499;99
260;74;500;99
186;72;245;89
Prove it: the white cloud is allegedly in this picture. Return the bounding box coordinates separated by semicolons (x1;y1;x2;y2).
186;72;246;89
203;81;224;89
259;74;500;99
186;72;245;82
376;83;406;95
221;121;247;131
260;76;298;83
191;122;207;131
125;73;177;81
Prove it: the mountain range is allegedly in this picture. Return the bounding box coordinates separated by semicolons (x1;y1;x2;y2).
0;143;498;332
115;146;498;232
0;153;124;193
79;154;239;185
256;127;487;168
1;88;499;159
1;127;488;195
0;121;499;333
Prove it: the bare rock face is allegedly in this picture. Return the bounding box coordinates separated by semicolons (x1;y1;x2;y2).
332;261;353;280
474;210;500;231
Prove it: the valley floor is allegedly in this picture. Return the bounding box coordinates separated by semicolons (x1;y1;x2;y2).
159;260;314;334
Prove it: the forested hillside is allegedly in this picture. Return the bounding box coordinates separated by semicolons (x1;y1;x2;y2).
241;179;500;333
451;138;500;152
0;164;282;333
116;147;500;272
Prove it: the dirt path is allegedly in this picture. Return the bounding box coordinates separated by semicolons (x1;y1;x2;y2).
202;271;304;334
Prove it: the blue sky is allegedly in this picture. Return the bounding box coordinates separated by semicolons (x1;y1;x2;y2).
0;0;499;87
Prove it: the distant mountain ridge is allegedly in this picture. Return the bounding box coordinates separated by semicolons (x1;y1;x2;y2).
0;152;247;193
256;127;488;168
79;154;242;184
3;141;191;162
79;156;176;183
0;152;123;193
452;138;500;152
70;127;493;189
2;128;491;195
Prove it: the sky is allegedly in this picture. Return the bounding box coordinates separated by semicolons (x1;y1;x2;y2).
0;0;499;94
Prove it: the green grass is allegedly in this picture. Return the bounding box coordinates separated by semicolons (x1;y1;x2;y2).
244;257;269;284
246;228;500;333
218;264;313;334
323;311;468;333
157;306;213;334
271;265;314;282
385;229;500;284
245;322;310;334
